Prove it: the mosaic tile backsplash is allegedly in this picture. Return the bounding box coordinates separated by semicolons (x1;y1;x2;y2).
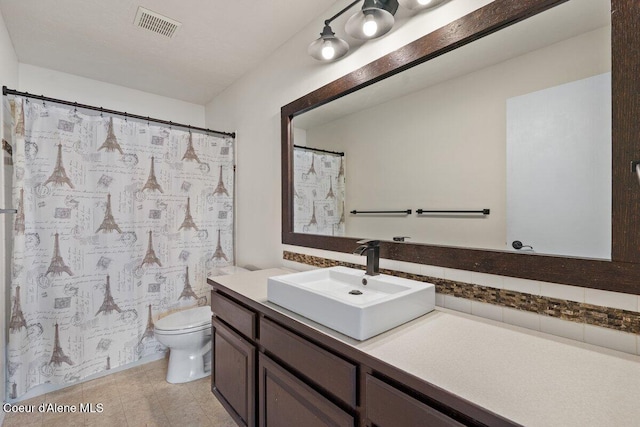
283;251;640;335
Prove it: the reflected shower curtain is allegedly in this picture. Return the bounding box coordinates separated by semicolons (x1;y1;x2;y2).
293;147;345;236
6;97;234;398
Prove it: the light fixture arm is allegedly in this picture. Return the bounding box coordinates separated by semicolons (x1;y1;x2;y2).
325;0;362;26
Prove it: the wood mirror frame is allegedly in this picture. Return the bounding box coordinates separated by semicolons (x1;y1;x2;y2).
282;0;640;294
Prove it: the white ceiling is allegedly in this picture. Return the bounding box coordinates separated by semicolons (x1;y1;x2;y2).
0;0;337;104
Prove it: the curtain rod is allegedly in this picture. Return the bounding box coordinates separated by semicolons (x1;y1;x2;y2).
2;86;235;138
293;144;344;156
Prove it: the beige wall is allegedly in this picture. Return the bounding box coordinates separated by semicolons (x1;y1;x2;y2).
18;64;205;127
204;0;493;268
303;27;610;250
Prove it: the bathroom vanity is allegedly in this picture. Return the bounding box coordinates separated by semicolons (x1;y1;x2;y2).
208;269;640;427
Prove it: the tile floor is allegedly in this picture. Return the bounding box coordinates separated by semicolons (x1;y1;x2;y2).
2;358;236;427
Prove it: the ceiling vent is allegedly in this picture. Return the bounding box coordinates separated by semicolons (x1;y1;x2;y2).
134;7;181;38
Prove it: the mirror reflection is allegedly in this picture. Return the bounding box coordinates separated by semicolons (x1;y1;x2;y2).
292;0;611;259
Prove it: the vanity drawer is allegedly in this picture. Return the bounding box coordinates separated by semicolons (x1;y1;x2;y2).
365;375;464;427
211;291;257;340
259;318;356;407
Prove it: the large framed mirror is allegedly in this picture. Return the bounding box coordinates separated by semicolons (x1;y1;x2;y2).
282;0;640;294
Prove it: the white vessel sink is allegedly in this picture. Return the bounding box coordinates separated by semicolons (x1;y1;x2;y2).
267;266;435;340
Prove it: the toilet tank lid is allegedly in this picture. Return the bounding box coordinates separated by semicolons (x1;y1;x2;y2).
155;306;211;331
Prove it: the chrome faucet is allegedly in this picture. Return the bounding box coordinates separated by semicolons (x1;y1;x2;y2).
353;239;380;276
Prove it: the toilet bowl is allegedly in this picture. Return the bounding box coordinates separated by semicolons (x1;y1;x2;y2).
154;306;212;383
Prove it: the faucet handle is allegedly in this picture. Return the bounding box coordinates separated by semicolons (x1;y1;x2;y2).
356;239;380;247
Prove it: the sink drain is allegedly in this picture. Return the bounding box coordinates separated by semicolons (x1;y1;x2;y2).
349;290;363;295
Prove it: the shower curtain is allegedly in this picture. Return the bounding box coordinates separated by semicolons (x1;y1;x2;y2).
6;97;234;399
293;147;345;236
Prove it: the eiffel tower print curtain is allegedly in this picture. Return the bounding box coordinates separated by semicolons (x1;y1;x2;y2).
6;97;235;399
293;147;345;236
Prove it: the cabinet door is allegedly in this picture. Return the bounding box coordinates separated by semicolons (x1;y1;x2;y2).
365;375;464;427
258;353;353;427
212;317;256;427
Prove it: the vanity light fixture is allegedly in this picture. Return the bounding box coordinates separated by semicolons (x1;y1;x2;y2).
309;0;447;62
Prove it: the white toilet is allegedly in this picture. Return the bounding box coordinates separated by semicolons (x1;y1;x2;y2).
154;306;212;383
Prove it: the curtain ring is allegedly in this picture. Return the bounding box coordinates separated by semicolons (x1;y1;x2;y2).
73;102;78;113
100;107;103;118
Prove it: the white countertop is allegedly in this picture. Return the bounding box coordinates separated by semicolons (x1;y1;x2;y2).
210;268;640;427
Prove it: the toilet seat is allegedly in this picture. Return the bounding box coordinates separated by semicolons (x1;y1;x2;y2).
155;323;210;335
155;306;211;335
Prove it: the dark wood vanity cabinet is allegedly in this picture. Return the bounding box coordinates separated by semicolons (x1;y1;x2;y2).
365;375;464;427
259;353;354;427
210;286;512;427
210;290;259;427
211;317;256;427
259;317;357;408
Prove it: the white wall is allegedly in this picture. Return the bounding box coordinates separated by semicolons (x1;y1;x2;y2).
205;0;493;268
0;6;18;409
18;64;206;127
303;27;610;252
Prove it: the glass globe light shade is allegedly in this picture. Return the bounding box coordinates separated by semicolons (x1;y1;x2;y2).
308;25;349;61
345;4;395;40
